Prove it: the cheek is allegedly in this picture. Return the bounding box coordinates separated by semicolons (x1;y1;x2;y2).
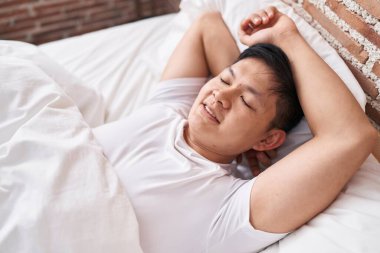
225;109;253;130
223;112;265;139
193;86;212;106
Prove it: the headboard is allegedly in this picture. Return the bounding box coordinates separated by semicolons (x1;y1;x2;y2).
281;0;380;132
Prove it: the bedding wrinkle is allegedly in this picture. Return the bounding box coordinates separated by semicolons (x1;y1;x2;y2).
40;15;176;123
0;43;143;253
0;61;63;144
340;161;380;202
1;41;106;127
105;60;155;121
309;218;374;253
329;196;380;219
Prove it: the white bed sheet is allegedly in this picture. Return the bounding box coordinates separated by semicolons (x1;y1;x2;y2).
39;15;176;124
35;7;380;253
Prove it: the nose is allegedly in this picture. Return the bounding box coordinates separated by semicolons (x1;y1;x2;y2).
212;87;238;109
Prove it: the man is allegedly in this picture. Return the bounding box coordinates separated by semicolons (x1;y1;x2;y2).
93;7;376;253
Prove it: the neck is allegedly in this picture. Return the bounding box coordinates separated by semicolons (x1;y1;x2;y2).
183;126;235;164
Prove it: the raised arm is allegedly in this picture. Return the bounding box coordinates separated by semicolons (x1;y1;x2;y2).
161;12;239;80
240;7;377;233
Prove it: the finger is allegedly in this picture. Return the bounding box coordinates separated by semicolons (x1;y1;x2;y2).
245;149;257;158
247;157;261;177
257;10;269;25
236;154;243;164
249;13;263;27
247;153;258;167
265;6;276;18
240;18;253;34
257;151;272;167
240;18;251;31
245;149;261;177
251;166;261;177
265;149;277;159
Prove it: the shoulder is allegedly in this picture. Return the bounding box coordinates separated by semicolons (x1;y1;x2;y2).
149;77;208;102
207;179;287;252
148;77;208;117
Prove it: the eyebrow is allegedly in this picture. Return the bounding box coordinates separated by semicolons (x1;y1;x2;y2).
228;66;262;97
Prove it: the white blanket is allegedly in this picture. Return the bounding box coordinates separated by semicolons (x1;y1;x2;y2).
0;41;143;253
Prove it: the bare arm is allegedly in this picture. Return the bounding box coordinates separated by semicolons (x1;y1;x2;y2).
161;12;239;80
240;7;377;233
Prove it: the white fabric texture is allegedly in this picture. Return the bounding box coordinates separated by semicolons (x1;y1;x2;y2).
93;78;287;253
1;40;105;127
0;43;143;253
39;15;176;123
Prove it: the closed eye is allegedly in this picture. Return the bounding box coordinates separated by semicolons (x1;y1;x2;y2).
241;96;255;111
220;77;230;85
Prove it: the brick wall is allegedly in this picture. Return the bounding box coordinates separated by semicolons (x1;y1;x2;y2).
282;0;380;132
0;0;180;45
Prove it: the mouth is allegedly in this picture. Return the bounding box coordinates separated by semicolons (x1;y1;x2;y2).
201;103;220;124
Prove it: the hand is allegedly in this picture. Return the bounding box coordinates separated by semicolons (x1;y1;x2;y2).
238;6;298;47
237;149;278;177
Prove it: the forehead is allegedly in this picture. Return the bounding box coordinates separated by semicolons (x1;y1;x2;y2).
229;58;275;91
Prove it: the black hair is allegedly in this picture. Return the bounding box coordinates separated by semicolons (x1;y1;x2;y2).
237;43;303;132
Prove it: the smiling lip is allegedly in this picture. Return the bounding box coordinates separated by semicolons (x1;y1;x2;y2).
201;104;220;124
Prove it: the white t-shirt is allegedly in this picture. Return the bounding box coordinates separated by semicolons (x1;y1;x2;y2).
93;78;287;253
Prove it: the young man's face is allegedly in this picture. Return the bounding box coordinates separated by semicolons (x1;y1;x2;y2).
186;58;280;163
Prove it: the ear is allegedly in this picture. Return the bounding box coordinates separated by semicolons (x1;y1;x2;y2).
252;129;286;151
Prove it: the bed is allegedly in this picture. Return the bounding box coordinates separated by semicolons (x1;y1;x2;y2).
1;0;379;252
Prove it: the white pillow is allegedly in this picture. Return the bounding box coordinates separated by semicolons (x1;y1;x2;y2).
159;0;366;162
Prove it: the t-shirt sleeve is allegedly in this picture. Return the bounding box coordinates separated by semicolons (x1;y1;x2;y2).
207;179;288;253
147;77;207;107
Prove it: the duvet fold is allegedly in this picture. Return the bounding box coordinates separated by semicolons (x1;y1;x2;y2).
0;41;143;253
